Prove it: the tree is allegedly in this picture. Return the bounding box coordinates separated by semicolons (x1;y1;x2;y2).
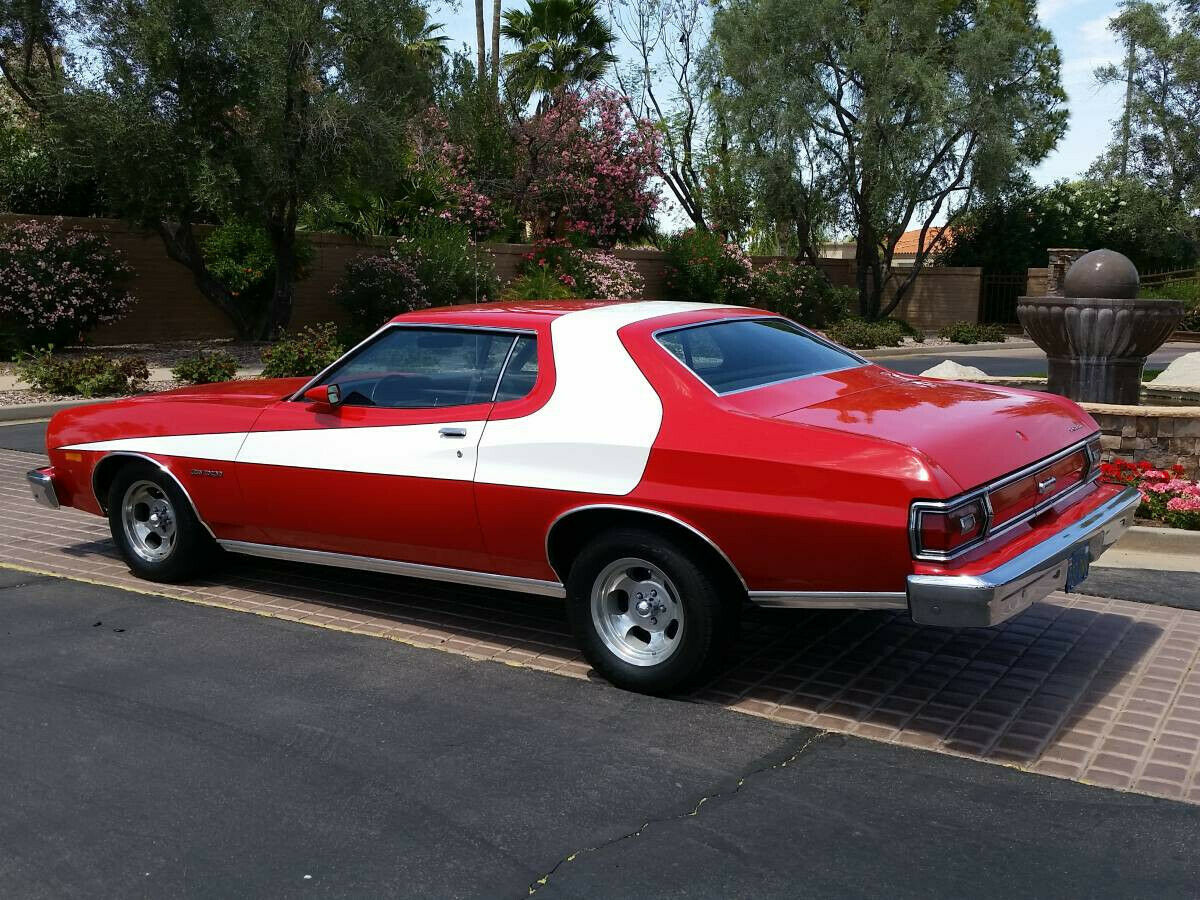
607;0;711;231
476;0;487;82
0;0;64;112
939;176;1198;274
491;0;502;85
1094;1;1200;219
501;0;616;111
712;0;1067;319
53;0;445;339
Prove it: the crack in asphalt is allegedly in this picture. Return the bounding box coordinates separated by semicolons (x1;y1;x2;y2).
525;729;829;896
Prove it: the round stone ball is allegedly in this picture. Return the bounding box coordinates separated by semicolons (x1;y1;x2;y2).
1063;249;1140;299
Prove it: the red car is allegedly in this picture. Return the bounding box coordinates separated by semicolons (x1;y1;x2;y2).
28;301;1138;693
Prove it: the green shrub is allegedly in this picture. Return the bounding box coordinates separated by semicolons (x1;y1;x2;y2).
395;219;498;308
662;229;753;305
260;323;345;378
171;351;239;385
202;222;314;322
16;348;149;397
888;318;925;343
746;262;852;329
1142;279;1200;331
501;269;577;300
937;321;1008;344
826;319;906;349
331;254;430;340
0;218;134;349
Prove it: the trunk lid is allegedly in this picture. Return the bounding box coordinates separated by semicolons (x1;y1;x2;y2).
766;367;1095;492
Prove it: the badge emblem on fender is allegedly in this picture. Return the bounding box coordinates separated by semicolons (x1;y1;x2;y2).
190;468;224;478
1067;423;1084;432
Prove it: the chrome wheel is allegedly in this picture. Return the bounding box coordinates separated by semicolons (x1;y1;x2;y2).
589;557;684;667
120;480;177;563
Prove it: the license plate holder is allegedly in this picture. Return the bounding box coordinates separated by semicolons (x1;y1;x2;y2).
1065;545;1091;592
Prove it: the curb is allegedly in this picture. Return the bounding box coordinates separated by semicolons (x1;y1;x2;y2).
1111;525;1200;557
861;340;1033;359
0;398;101;422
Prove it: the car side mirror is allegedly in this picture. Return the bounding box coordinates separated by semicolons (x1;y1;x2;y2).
303;383;341;407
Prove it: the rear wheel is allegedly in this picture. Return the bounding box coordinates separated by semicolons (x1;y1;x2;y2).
565;528;733;694
107;462;216;582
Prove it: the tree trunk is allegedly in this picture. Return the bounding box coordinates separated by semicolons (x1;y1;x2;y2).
475;0;486;82
263;225;298;340
154;220;254;339
491;0;501;86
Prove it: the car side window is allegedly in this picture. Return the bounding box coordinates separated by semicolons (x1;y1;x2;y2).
319;327;517;408
493;335;539;402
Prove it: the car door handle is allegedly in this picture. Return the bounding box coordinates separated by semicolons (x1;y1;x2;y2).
439;427;468;438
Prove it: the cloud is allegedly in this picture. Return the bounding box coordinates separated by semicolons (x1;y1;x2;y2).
1078;11;1118;46
1038;0;1091;23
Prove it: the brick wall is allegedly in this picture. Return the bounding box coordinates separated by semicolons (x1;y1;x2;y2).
2;214;982;342
1026;267;1050;298
1090;405;1200;477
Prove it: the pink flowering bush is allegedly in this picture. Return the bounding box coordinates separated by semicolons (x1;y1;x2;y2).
747;261;853;329
331;253;430;339
663;229;753;305
511;89;661;245
1101;459;1200;529
0;217;134;348
503;239;645;301
412;109;504;234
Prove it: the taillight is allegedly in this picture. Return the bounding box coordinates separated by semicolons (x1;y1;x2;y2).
913;498;987;556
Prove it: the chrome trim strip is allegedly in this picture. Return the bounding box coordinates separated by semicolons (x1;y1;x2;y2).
907;486;1139;628
491;335;522;402
650;315;869;398
91;451;217;540
909;435;1100;562
218;540;567;598
749;591;907;610
545;503;749;591
291;322;538;403
27;468;59;509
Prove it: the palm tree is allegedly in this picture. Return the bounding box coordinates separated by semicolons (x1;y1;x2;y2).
501;0;616;110
475;0;487;80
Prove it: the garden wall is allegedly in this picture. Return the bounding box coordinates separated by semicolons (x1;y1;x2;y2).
1089;404;1200;478
2;214;981;343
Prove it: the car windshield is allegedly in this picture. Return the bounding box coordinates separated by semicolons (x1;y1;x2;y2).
656;318;861;395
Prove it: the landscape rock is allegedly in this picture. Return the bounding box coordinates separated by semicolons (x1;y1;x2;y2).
919;360;989;380
1151;352;1200;390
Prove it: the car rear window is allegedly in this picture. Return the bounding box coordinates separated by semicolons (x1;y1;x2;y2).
656;318;861;395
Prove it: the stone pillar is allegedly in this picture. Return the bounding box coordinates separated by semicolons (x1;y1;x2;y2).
1045;248;1088;295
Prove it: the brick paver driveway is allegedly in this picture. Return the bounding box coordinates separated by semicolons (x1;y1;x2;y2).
4;448;1200;803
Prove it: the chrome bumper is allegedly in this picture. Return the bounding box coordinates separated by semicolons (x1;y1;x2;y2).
27;468;59;509
907;486;1140;628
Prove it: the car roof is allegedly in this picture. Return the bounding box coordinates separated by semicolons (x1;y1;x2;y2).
388;300;750;332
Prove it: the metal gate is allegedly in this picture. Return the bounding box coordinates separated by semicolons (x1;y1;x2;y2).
979;271;1028;325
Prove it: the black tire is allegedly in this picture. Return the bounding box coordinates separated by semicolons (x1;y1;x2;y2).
107;461;216;583
565;527;734;695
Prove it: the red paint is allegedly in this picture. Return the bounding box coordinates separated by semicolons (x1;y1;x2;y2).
43;302;1104;596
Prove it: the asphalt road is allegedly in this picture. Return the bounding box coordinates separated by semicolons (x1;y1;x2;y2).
877;341;1197;377
2;570;1198;898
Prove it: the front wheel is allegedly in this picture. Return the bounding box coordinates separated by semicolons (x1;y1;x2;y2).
565;528;733;695
107;462;216;582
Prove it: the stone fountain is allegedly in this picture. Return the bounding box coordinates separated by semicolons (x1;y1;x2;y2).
1017;249;1185;405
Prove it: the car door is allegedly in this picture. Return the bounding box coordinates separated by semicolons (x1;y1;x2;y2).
235;325;521;571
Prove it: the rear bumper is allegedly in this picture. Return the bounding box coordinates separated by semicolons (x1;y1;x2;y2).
27;467;59;509
906;486;1140;628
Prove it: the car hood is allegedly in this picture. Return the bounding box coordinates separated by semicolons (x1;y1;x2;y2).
46;378;308;450
130;378;308;407
772;372;1096;492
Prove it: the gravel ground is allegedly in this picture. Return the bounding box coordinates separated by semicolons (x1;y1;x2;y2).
1;340;266;377
2;379;188;408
